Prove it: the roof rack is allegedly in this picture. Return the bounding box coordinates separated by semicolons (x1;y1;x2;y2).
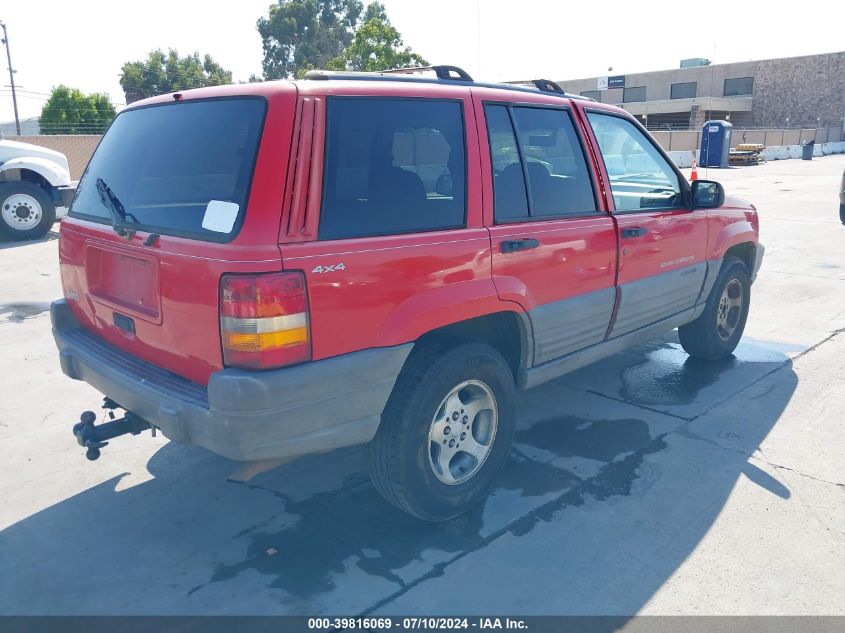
304;65;473;82
302;66;590;101
507;79;566;94
379;65;474;81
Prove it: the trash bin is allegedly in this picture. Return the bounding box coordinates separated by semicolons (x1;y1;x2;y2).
802;140;815;161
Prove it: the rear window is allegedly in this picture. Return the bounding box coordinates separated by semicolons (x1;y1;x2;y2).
70;97;266;242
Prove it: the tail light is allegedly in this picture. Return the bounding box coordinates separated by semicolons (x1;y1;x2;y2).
220;272;311;369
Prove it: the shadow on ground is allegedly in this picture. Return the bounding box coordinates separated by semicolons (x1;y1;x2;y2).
0;229;59;250
0;337;797;615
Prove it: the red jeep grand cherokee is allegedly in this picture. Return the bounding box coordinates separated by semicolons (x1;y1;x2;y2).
52;66;763;520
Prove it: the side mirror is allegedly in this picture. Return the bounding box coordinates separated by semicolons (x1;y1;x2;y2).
435;174;453;197
691;180;725;209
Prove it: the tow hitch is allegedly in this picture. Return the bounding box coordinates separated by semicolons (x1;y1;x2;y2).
72;399;152;461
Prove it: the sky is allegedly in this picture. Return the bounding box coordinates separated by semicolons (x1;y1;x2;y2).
1;0;843;123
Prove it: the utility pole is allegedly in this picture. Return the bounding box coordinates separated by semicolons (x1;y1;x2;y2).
0;21;21;135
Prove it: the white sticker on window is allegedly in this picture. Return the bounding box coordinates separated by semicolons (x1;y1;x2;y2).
201;200;240;233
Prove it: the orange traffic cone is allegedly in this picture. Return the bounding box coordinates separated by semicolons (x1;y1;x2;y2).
690;158;699;182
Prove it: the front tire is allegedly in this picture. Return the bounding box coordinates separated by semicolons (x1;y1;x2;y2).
0;181;56;240
679;256;750;360
366;341;516;521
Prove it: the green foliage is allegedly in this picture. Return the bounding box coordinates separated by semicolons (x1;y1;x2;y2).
362;1;387;22
256;0;426;79
326;16;428;72
119;49;233;103
39;86;117;135
257;0;364;80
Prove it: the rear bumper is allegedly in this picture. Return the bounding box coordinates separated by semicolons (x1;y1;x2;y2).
51;299;412;461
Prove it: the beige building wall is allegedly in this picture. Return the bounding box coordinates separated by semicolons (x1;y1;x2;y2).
554;52;844;129
558;60;758;104
8;135;101;181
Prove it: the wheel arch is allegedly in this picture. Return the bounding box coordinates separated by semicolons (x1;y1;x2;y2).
722;241;756;274
709;218;757;274
410;310;532;384
0;157;70;188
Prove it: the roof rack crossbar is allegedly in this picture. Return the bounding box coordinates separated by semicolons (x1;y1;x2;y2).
378;65;473;81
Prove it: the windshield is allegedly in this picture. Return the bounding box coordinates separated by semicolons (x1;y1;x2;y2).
70;97;266;242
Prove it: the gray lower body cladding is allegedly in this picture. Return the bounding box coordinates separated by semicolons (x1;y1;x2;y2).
610;262;709;337
520;258;727;389
519;303;705;389
529;287;616;365
51;299;412;462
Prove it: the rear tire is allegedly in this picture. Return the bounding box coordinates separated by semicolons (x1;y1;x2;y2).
0;181;56;240
366;341;516;521
679;256;750;360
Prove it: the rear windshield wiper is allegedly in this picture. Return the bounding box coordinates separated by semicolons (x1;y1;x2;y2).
96;178;139;238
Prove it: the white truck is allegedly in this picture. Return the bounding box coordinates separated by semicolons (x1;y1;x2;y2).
0;138;75;239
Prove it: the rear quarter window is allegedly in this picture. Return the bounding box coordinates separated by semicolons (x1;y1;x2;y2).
319;98;467;240
70;97;266;242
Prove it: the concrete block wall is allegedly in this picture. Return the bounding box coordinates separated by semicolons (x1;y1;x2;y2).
752;52;845;128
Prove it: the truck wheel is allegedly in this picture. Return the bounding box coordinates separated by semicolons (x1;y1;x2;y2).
366;341;516;521
679;256;750;360
0;181;57;240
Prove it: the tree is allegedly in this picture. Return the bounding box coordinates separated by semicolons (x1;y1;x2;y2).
39;86;116;135
119;49;233;104
326;16;428;72
256;1;427;79
362;0;387;22
256;0;364;79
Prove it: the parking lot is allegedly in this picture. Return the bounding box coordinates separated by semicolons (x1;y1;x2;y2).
1;155;843;616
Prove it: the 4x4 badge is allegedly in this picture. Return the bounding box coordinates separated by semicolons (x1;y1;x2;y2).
311;263;346;274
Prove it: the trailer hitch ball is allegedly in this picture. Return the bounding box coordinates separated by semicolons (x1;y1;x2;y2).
71;408;151;461
73;411;97;445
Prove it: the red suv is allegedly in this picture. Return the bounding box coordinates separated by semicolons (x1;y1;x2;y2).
52;66;763;520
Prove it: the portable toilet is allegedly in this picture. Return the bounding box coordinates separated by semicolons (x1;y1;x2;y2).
700;120;733;167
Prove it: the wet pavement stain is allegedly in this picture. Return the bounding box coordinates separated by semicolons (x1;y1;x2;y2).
607;337;791;409
190;414;666;604
515;416;652;463
617;346;738;407
0;302;51;323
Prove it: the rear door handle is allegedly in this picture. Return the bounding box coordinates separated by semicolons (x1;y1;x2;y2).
501;238;540;253
621;227;649;239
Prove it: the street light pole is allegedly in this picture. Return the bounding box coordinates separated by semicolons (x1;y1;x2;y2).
0;21;21;136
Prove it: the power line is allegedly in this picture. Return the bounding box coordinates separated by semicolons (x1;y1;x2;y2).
0;93;127;107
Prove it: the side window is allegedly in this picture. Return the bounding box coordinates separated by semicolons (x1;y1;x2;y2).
511;107;598;218
485;105;529;221
485;104;598;223
586;112;683;212
320;98;466;240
